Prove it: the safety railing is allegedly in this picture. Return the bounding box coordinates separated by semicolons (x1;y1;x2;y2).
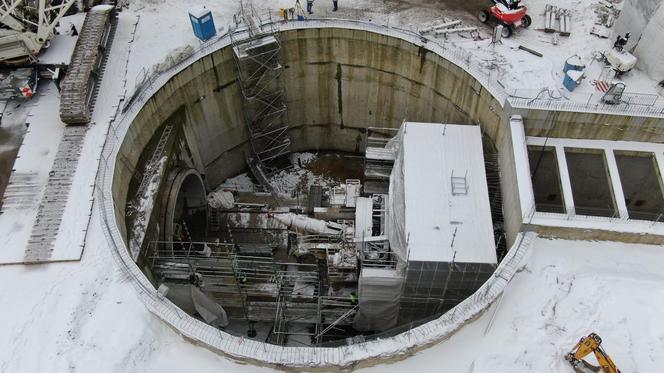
508;87;664;116
120;18;664;123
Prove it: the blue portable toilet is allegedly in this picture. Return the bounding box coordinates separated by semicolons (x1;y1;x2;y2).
189;6;216;41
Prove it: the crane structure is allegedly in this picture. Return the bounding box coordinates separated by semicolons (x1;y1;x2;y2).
0;0;76;63
565;333;621;373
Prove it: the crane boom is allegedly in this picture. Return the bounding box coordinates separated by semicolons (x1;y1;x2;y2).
0;0;76;63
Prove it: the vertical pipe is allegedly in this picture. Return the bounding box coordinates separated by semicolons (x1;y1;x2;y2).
555;145;576;216
603;148;628;219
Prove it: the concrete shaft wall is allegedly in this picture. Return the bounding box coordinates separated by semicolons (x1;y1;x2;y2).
111;26;664;249
112;28;507;242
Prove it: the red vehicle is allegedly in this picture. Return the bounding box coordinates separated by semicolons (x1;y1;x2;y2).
478;0;532;38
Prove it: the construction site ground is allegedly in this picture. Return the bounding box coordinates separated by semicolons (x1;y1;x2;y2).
0;0;663;371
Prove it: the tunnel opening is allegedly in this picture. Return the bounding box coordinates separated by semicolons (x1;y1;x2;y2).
166;169;208;244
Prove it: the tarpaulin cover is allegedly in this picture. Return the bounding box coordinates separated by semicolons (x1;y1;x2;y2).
385;126;407;268
353;267;404;331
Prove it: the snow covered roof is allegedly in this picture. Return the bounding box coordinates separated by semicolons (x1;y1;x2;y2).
188;5;210;19
38;35;77;65
398;122;496;264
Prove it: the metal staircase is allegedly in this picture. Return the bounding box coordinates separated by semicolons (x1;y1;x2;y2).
135;125;173;201
230;1;291;186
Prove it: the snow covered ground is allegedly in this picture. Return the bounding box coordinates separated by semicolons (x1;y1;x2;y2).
361;237;664;372
215;152;343;197
2;229;662;372
454;0;664;97
0;82;65;263
123;0;663;111
1;0;664;371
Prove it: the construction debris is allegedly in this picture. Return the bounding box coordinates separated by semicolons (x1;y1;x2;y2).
591;25;611;38
591;0;621;39
552;33;560;45
419;20;462;34
518;45;543;57
434;27;478;36
559;8;571;36
594;0;620;28
544;4;572;36
594;66;616;92
419;19;477;38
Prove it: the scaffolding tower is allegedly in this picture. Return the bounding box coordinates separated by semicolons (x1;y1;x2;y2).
270;264;319;345
230;2;291;182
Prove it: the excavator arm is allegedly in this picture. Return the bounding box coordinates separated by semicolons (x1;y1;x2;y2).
565;333;621;373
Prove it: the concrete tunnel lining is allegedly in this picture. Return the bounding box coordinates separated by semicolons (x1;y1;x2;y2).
162;168;208;245
99;20;664;368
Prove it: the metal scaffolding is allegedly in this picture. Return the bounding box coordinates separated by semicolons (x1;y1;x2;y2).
135;125;173;202
230;2;291;179
147;238;357;346
270;263;319;345
147;240;276;319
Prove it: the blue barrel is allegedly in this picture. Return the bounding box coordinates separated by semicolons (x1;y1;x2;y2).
189;6;216;41
563;70;583;91
563;55;584;73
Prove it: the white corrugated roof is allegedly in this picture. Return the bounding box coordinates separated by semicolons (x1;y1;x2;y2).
400;122;496;264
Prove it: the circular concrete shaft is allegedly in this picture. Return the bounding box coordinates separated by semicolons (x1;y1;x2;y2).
98;19;653;369
100;21;517;369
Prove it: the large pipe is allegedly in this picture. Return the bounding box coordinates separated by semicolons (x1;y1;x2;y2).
272;213;344;235
419;20;462;34
434;27;478;35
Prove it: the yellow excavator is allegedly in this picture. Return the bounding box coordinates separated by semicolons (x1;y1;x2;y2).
565;333;621;373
